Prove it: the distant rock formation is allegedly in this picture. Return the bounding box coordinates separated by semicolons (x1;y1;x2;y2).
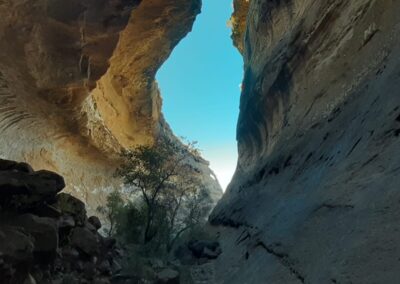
210;0;400;282
0;0;222;211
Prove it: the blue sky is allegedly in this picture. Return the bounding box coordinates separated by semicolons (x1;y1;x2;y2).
156;0;243;190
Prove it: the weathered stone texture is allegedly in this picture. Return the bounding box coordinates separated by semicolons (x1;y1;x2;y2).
211;0;400;282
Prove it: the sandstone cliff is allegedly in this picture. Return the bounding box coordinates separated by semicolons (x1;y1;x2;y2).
210;0;400;283
0;0;222;210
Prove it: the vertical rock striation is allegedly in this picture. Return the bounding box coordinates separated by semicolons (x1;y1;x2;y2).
0;0;222;211
211;0;400;282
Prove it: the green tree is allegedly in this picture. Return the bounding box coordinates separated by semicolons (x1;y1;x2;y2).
115;137;210;247
96;191;124;237
161;170;212;252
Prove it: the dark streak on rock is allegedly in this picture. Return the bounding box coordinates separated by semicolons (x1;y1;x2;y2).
284;155;292;168
361;154;379;168
346;137;362;157
305;152;313;163
255;241;305;283
269;167;280;175
313;203;354;213
236;231;251;245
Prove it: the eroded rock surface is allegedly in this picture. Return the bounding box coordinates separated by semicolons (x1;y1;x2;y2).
0;0;222;211
211;0;400;283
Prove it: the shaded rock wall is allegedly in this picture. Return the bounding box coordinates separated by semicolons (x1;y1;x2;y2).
0;0;222;210
211;0;400;282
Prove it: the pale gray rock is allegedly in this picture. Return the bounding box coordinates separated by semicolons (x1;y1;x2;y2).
210;0;400;283
156;268;179;284
58;215;75;229
24;274;37;284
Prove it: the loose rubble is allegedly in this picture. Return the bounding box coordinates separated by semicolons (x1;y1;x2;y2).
0;159;122;284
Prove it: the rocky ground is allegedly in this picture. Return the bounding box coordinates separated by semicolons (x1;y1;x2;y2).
0;158;124;283
0;158;222;284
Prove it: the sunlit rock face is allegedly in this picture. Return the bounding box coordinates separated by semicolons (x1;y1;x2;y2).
0;0;222;211
211;0;400;282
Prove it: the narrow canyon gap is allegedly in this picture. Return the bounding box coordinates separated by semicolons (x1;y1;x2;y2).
157;0;243;190
0;0;400;283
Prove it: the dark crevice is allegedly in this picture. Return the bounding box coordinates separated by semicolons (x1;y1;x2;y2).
384;128;400;137
236;230;251;245
303;91;325;119
313;203;354;213
346;137;362;157
327;107;341;122
361;154;379;168
269;167;280;175
255;241;305;283
209;214;252;229
305;152;313;163
284;155;293;168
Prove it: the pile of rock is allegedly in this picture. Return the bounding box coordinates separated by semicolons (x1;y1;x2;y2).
188;240;221;260
0;159;122;284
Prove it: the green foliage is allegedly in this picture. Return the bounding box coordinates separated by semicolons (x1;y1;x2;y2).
97;191;147;243
116;202;147;244
109;137;212;256
97;191;124;237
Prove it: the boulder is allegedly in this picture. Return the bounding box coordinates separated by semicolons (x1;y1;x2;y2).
34;170;65;192
85;221;97;233
0;170;64;196
11;214;59;255
54;193;87;225
71;227;99;256
102;237;117;249
60;274;79;284
83;261;97;280
88;216;102;230
58;215;76;244
202;247;221;259
98;259;111;275
149;258;165;269
0;169;65;211
0;159;33;173
24;273;37;284
32;204;62;219
156;268;179;284
0;159;122;283
61;247;79;260
188;240;221;259
110;259;122;274
58;215;75;229
0;226;34;262
93;278;111;284
0;226;34;283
